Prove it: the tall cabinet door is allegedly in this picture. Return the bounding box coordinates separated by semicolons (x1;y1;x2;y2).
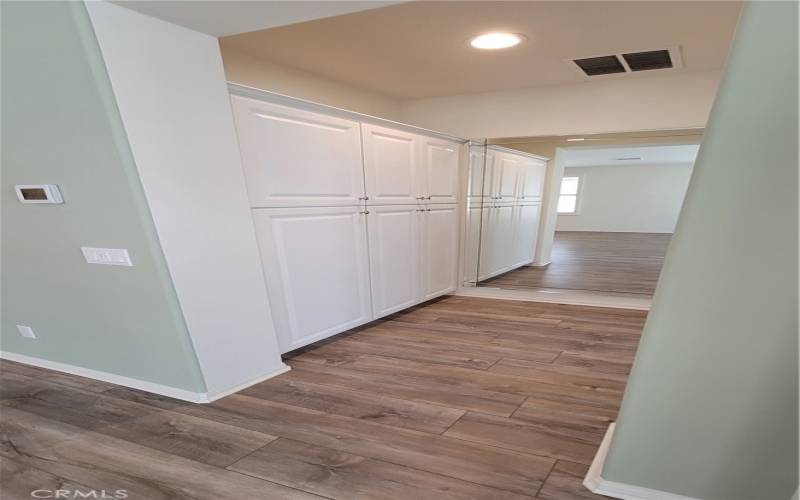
422;138;460;204
495;154;521;202
463;205;483;284
484;204;516;278
362;124;420;205
252;206;372;353
421;204;459;299
483;150;498;199
467;147;487;199
513;203;541;267
231;96;365;207
517;159;547;202
367;205;420;318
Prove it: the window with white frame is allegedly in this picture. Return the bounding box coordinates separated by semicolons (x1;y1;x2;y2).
557;176;581;214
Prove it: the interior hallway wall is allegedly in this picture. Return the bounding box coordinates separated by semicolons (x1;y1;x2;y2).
86;1;287;397
556;163;693;233
220;48;403;120
601;1;798;497
0;1;206;392
399;71;722;140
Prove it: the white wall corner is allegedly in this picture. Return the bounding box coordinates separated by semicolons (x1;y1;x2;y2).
584;423;700;500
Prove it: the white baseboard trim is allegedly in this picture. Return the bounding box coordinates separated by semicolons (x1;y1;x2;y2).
584;423;699;500
203;364;291;403
454;287;651;310
0;350;290;404
531;260;552;267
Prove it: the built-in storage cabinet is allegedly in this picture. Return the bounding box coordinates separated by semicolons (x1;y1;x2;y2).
472;145;547;282
362;124;420;205
252;206;373;352
232;96;365;208
232;91;464;353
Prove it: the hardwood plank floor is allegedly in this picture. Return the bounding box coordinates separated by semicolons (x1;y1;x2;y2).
1;296;646;499
481;231;671;296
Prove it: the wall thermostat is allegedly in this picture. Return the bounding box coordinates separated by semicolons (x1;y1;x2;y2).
15;184;63;204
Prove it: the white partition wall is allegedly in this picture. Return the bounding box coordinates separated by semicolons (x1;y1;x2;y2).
86;1;288;399
231;87;466;353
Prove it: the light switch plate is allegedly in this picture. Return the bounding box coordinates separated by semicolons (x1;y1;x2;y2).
16;325;36;339
81;247;133;266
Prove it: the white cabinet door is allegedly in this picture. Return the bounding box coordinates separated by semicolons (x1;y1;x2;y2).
421;203;459;299
468;147;487;198
367;205;421;318
463;204;483;284
481;204;516;279
517;159;547;202
232;96;365;208
252;206;372;353
362;124;420;205
513;203;541;267
422;137;460;204
495;154;520;202
483;150;498;199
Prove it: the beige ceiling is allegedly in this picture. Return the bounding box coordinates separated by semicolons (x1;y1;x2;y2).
220;1;742;100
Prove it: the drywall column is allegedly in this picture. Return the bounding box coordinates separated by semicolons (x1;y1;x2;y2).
598;2;798;498
85;1;287;398
533;149;565;266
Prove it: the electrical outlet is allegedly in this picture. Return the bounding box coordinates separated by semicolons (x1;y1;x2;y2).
81;247;133;266
16;325;36;339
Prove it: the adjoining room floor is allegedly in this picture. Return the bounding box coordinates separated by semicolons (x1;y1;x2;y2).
1;296;645;499
482;231;671;296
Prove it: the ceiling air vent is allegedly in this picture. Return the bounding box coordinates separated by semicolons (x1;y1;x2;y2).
622;50;673;71
573;55;626;76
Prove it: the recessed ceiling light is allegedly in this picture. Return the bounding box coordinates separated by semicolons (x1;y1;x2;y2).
469;32;524;50
566;138;586;142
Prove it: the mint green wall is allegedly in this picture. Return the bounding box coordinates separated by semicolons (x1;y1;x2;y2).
1;1;206;392
603;2;798;498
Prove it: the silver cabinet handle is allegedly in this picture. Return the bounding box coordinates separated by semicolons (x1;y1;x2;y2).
416;196;425;200
359;210;370;215
425;196;432;200
426;208;431;212
358;196;369;201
